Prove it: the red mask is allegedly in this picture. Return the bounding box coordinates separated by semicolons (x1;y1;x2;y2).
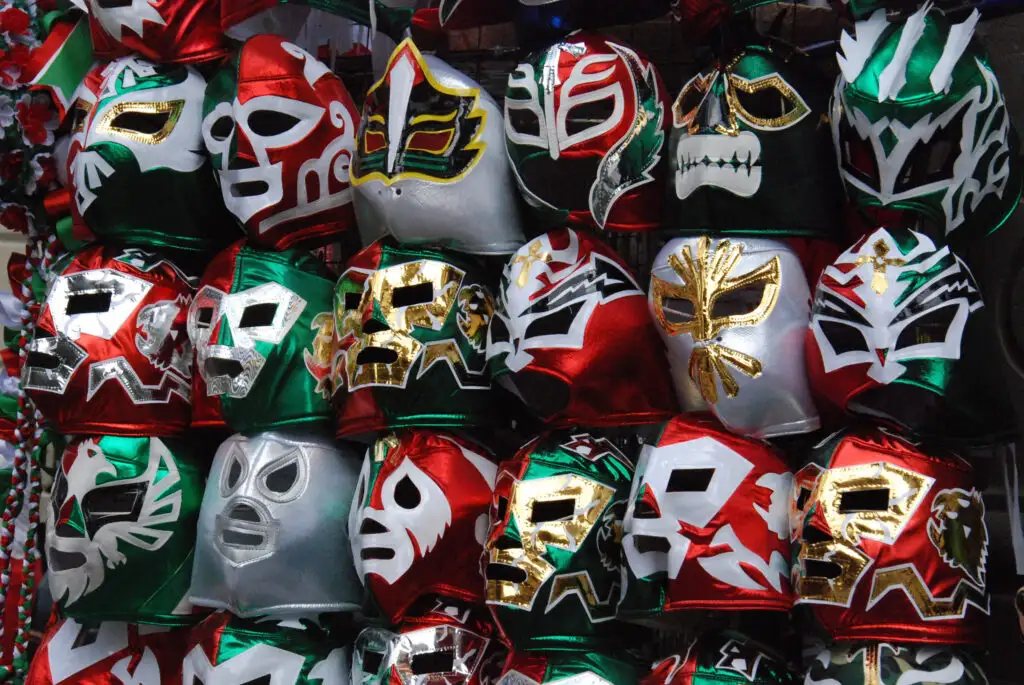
349;430;499;625
85;0;230;63
202;35;361;251
620;414;794;619
487;228;678;427
26;617;188;685
24;246;195;436
793;427;988;644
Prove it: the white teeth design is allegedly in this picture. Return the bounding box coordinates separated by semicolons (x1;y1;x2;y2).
674;131;763;199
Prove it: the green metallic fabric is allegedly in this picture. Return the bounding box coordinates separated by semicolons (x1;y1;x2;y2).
48;436;205;625
804;642;986;685
644;630;797;685
500;648;645;685
486;432;634;651
834;7;1021;243
195;243;335;433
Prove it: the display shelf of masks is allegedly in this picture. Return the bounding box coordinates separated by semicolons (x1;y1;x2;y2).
0;1;1022;685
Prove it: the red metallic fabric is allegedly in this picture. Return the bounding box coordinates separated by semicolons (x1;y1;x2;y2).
86;0;229;64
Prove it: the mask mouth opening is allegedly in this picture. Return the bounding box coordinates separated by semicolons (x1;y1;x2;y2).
485;562;528;584
360;547;396;561
230;180;271;198
49;548;87;571
26;351;61;370
95;0;133;7
410;651;456;675
218;501;272;550
632;535;671;554
356;348;398;365
205;357;244;379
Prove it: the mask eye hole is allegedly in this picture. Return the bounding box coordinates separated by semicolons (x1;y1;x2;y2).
711;284;766;319
361;651;385;674
565;98;616;137
673;74;710;127
81;482;147;538
508;108;540;137
344;292;362;311
838;488;890;513
895;107;967;192
96;0;134;7
264;460;299;494
247;110;301;137
209;116;235;142
394;475;422;509
729;75;809;129
795;486;812;512
110;110;172;135
239;676;271;685
895;303;958;350
66;291;112;315
495;495;509;523
392;283;434;308
817;319;871;353
239;303;278;328
221;451;247;495
666;468;715;492
659;297;695;326
196;307;214;328
802;524;833;544
407;130;454;155
411;652;455;675
70;102;92;133
531;498;575;523
733;87;793;120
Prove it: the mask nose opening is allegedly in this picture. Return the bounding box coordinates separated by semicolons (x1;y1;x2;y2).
205;357;244;379
361;319;390;336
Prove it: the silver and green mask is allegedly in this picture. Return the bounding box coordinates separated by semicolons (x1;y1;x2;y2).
833;7;1022;242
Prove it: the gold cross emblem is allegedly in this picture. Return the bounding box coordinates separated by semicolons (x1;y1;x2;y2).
511;240;551;288
856;239;906;295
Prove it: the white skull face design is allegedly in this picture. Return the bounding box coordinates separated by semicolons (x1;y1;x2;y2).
349;454;453;585
47;439;182;606
189;282;307;398
623;436;791;594
487;231;641;373
810;228;982;385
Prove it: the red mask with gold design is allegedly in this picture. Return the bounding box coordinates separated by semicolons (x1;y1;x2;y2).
793;427;988;644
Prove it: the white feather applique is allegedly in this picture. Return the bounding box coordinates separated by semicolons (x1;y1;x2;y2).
929;9;981;94
837;9;889;85
876;2;932;102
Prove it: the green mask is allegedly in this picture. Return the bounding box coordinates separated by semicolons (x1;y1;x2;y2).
485;432;633;650
647;630;798;684
833;7;1022;242
46;435;204;625
189;242;336;433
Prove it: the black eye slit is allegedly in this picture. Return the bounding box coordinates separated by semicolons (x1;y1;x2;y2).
240;676;271;685
96;0;134;7
895;303;957;350
361;651;384;674
264;460;299;494
72;624;103;648
898;107;966;191
531;498;575;523
356;347;398;365
197;307;214;327
110;110;171;135
838;488;890;513
239;302;278;328
796;487;811;512
231;180;271;198
495;496;508;523
802;525;832;544
392;283;434;308
226;457;243;489
411;651;455;675
565;98;616;136
804;559;843;579
394;475;421;509
675;81;707;120
711;284;766;318
26;351;59;369
81;482;147;538
818;319;871;354
735;87;793;120
840;119;880;188
661;297;695;324
248;110;302;137
344;292;362;311
209;116;235;141
508;108;541;138
634;535;671;554
67;291;112;315
667;468;715;493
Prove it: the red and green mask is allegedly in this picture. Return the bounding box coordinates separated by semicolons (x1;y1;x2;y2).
496;649;645;685
189;241;336;433
85;0;228;63
334;240;498;437
47;436;205;625
485;431;633;650
643;630;798;685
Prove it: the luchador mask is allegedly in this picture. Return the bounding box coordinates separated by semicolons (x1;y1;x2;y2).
191;430;362;620
26;618;189;685
24;246;195;437
496;649;645;685
642;631;797;685
504;33;669;233
487;229;677;427
335;240;497;437
804;642;987;685
46;436;204;625
669;45;841;239
189;241;336;434
349;430;498;625
649;236;819;439
485;431;633;649
183;612;349;685
202;36;361;251
85;0;227;63
69;57;237;253
807;227;1013;443
619;414;793;621
351;39;525;256
833;7;1021;242
793;428;989;644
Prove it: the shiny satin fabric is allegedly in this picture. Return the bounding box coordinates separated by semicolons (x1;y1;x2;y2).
504;32;670;233
189;241;336;434
47;436;205;626
619;414;793;622
485;431;633;650
24;245;195;437
183;612;349;685
26;618;189;685
642;631;797;685
202;35;360;251
803;642;987;685
496;649;645;685
792;427;988;644
487;229;678;428
191;430;362;620
349;430;498;625
650;236;819;439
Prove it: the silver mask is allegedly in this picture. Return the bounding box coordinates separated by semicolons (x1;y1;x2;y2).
190;430;362;619
649;236;819;438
